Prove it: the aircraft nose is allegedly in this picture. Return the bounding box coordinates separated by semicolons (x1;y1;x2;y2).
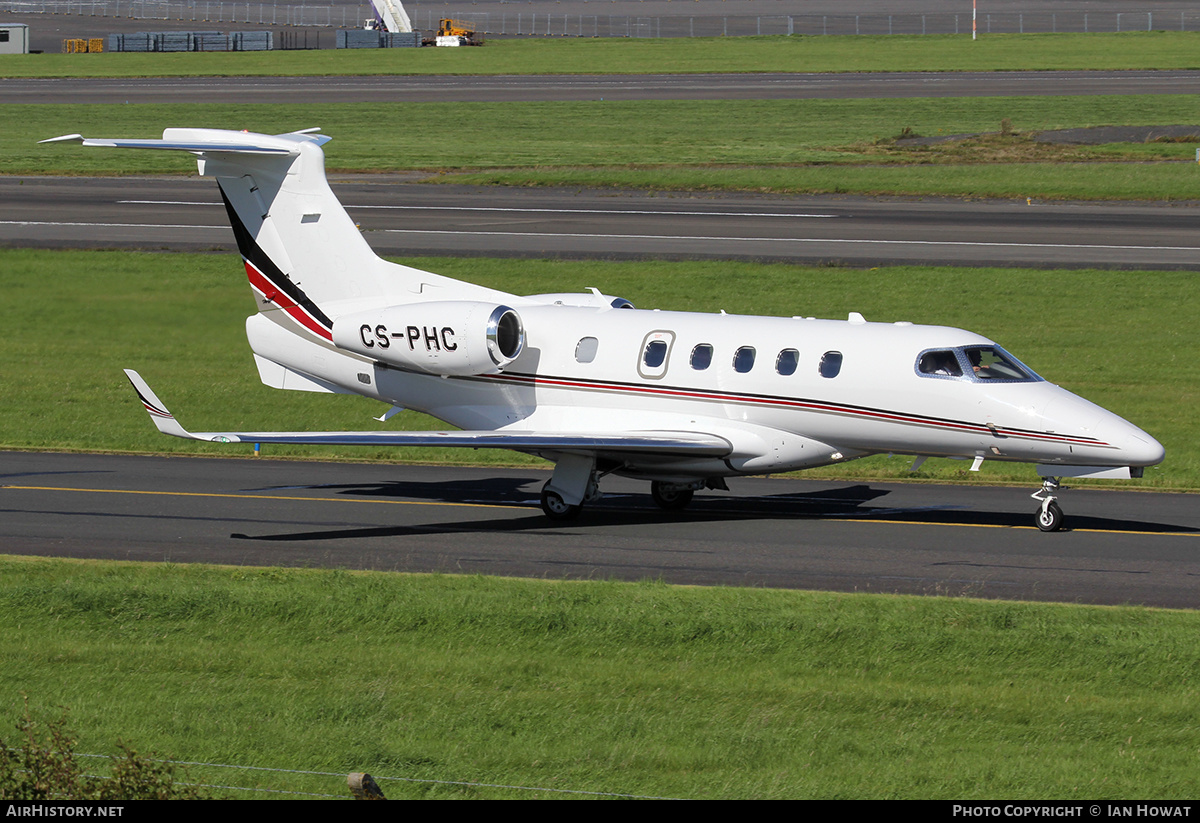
1098;415;1165;467
1043;389;1163;468
1118;427;1165;467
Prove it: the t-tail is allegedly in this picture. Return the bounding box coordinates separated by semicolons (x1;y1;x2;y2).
41;128;515;348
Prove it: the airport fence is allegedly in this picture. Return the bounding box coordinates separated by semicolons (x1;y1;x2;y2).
6;2;1200;38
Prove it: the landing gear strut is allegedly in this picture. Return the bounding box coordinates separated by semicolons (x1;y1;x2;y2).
1031;476;1064;532
539;454;601;521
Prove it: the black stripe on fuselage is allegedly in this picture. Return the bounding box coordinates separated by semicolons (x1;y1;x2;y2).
467;371;1107;447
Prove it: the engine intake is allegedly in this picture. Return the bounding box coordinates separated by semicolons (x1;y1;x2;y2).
333;301;524;376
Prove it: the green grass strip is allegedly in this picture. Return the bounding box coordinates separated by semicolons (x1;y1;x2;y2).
14;97;1200;200
1;556;1198;798
0;250;1192;487
8;32;1200;78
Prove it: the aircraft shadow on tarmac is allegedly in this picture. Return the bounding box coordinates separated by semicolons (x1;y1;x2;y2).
228;479;1196;542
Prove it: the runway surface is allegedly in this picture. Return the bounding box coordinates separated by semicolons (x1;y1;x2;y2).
4;451;1197;608
9;70;1200;104
4;175;1199;269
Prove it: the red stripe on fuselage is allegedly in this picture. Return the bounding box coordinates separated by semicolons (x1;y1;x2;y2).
479;372;1111;449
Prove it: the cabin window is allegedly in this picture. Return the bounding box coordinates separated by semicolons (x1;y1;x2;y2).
637;330;675;380
644;340;668;368
917;350;962;377
776;349;799;376
819;351;843;378
691;344;713;371
575;337;599;363
733;346;756;374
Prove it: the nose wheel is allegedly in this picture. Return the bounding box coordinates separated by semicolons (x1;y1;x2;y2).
1031;477;1064;532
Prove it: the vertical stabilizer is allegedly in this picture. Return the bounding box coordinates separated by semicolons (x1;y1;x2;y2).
200;136;397;339
44;128;520;344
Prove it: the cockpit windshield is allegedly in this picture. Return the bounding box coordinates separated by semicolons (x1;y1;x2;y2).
963;346;1038;381
917;346;1041;383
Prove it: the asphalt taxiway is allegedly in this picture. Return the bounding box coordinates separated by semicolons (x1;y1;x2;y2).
4;175;1199;269
4;452;1197;607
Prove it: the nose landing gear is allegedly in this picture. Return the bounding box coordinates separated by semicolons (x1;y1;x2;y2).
1031;476;1063;532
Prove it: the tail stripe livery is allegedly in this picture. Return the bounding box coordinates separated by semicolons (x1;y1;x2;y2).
218;184;334;341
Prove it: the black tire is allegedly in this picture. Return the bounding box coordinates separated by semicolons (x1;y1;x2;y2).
541;484;582;520
1035;500;1063;532
650;481;695;511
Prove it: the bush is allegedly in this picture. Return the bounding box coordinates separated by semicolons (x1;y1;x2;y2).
0;701;209;800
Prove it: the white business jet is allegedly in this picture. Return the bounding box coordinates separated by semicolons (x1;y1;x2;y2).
43;128;1164;530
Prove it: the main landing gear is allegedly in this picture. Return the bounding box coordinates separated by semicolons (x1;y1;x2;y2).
540;482;583;521
649;481;697;511
540;478;702;518
537;457;720;520
1031;476;1064;532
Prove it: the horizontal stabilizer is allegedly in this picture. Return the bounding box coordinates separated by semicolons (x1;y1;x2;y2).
123;370;732;456
40;128;330;155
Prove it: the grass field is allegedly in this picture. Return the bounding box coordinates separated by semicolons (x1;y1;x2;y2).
13;95;1200;200
2;556;1198;799
8;31;1200;78
0;249;1192;488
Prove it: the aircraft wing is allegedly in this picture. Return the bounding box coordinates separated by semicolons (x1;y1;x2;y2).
124;370;732;457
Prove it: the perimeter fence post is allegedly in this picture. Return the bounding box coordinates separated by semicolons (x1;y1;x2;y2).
888;15;891;35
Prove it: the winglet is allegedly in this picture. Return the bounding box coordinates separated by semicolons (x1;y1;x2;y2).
38;133;84;145
122;369;196;440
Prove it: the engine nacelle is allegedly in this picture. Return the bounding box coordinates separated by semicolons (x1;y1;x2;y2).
332;301;524;376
